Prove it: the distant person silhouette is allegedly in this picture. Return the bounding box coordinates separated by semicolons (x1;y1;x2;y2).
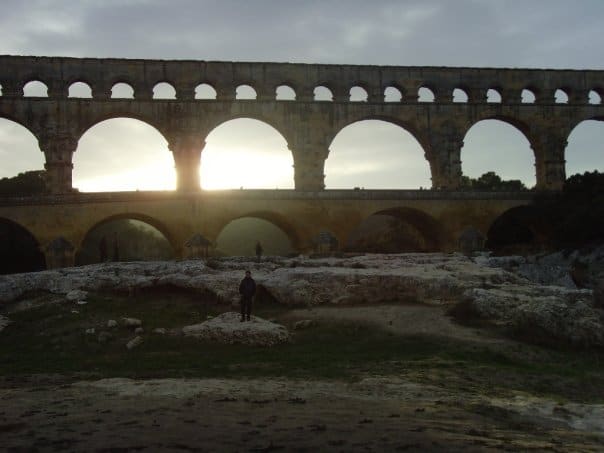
255;241;263;262
238;270;256;322
99;236;108;262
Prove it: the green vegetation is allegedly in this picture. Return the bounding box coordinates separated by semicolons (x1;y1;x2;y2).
1;289;603;403
460;171;529;191
0;170;48;196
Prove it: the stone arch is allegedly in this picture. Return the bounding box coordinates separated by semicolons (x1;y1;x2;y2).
195;82;217;99
349;85;368;102
276;84;296;100
555;88;569;104
215;211;301;255
314;85;333;101
326;117;431;189
418;86;435;102
345;207;444;252
566;118;604;176
486;88;502;103
68;81;93;98
76;213;178;263
0;217;46;274
152;81;177;99
521;88;536;103
589;90;602;104
0;116;45;177
111;82;135;99
235;84;257;100
202;117;293;189
384;86;402;102
453;88;469;103
461;116;535;187
23;80;49;97
73;117;173;192
486;206;549;254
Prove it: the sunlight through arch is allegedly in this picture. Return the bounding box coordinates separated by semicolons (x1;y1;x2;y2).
461;119;535;188
326;120;430;189
73;118;174;192
566;120;604;176
215;217;294;256
0;118;44;178
201;118;293;190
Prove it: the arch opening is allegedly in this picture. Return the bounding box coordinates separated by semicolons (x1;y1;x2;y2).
326;119;430;189
68;82;92;98
202;118;293;190
215;216;295;257
521;89;536;103
195;83;217;99
487;89;502;103
0;218;46;274
73;118;174;192
23;81;48;97
486;206;545;255
461;119;535;189
453;88;468;103
0;118;44;183
555;89;569;104
384;86;402;102
345;208;443;253
589;90;602;105
276;85;296;101
349;86;368;102
153;82;176;99
314;86;333;101
566;119;604;176
111;83;134;99
76;217;174;265
418;87;434;102
236;85;257;100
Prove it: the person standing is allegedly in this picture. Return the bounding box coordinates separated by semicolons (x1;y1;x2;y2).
238;270;256;322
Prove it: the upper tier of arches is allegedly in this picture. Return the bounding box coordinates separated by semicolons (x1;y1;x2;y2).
1;56;603;105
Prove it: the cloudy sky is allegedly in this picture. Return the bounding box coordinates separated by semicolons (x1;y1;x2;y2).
1;0;603;191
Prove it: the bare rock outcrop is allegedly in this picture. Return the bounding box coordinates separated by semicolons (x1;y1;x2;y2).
182;312;289;346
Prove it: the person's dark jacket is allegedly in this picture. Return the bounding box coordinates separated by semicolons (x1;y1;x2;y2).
239;276;256;299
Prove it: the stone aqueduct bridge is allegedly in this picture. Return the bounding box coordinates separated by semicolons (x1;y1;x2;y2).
0;56;602;263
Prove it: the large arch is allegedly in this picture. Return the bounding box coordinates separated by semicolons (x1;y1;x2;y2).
566;119;604;177
461;118;535;188
345;207;444;252
73;118;175;192
76;213;176;264
486;206;550;254
0;218;46;274
201;118;294;190
0;117;45;180
325;119;431;189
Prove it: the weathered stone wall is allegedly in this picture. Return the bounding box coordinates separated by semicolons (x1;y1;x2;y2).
1;55;603;193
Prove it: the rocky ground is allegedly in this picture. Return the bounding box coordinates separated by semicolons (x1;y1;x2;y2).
1;252;603;451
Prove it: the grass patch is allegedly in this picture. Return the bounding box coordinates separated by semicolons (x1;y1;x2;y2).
1;290;604;402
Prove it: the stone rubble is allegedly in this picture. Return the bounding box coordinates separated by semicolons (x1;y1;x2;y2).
182;312;290;346
126;336;143;350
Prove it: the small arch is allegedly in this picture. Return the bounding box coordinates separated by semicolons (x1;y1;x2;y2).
236;84;257;100
23;80;48;97
111;82;135;99
195;83;217;100
314;85;333;101
0;218;46;274
453;88;469;103
418;87;435;102
486;206;547;255
486;88;502;103
0;82;3;96
76;216;175;264
276;85;296;101
215;216;296;257
345;208;444;252
384;86;402;102
555;89;569;104
521;89;536;103
68;81;93;98
153;82;177;99
349;86;368;102
589;90;602;105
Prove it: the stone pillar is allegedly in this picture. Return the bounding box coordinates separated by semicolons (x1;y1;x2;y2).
291;143;328;191
39;133;78;194
531;130;567;191
427;126;464;189
44;236;75;269
169;132;206;192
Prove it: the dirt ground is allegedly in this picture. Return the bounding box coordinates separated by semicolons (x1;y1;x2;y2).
1;304;603;452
